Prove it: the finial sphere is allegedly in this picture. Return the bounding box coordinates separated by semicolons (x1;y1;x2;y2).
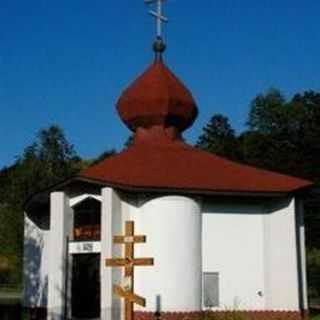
153;36;166;54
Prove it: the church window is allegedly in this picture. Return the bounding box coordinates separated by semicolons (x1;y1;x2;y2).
73;198;101;241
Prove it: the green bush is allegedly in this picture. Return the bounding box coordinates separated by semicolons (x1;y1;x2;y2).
307;248;320;305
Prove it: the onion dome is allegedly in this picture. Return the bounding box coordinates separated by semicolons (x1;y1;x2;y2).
116;60;198;133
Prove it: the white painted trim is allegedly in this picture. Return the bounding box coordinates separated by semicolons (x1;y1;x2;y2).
47;192;71;320
69;194;102;208
69;241;101;254
100;188;123;320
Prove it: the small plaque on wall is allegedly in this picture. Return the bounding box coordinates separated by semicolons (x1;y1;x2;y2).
83;243;93;252
69;241;101;254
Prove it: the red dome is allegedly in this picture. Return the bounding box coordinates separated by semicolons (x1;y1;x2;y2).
117;60;198;132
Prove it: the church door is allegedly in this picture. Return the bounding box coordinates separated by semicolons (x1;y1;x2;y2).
71;253;100;319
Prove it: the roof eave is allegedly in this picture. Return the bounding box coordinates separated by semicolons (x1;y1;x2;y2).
77;175;314;198
24;175;313;211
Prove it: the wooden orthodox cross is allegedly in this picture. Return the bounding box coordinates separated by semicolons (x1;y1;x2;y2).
106;221;154;320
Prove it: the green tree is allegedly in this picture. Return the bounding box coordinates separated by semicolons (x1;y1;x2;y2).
196;114;241;161
289;91;320;181
5;125;82;207
0;124;83;287
307;248;320;303
241;89;301;176
242;90;320;181
37;125;79;180
247;88;287;134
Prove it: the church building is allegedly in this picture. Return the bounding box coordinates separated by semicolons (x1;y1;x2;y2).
23;7;312;320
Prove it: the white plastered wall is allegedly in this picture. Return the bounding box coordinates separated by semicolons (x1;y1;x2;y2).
202;196;302;311
108;193;304;313
23;214;50;307
263;197;300;310
202;201;265;310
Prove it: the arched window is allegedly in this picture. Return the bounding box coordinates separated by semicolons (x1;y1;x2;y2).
73;198;101;241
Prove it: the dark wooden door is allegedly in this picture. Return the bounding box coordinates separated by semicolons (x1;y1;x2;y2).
71;254;100;319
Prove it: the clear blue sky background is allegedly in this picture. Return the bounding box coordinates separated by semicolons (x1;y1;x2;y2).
1;0;320;168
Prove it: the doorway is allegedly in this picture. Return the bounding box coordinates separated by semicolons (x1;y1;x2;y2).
71;253;100;319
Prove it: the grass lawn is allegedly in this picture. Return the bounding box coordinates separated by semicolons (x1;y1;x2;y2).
0;288;21;302
311;309;320;320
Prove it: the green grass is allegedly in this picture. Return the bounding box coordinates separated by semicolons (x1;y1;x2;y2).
0;286;21;293
310;309;320;320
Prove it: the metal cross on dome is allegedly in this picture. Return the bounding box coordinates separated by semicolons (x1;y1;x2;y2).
145;0;168;38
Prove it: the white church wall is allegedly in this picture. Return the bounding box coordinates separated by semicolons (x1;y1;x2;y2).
122;195;138;223
202;201;265;311
263;197;300;311
23;186;305;317
134;195;202;312
23;214;50;308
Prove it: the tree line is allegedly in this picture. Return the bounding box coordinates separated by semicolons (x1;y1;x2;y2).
0;88;319;302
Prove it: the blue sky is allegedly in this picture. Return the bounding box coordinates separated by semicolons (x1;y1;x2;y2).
1;0;320;168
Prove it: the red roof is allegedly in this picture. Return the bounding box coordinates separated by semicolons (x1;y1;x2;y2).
80;59;312;194
80;128;311;194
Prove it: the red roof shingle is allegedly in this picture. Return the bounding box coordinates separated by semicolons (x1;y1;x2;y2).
81;137;311;194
